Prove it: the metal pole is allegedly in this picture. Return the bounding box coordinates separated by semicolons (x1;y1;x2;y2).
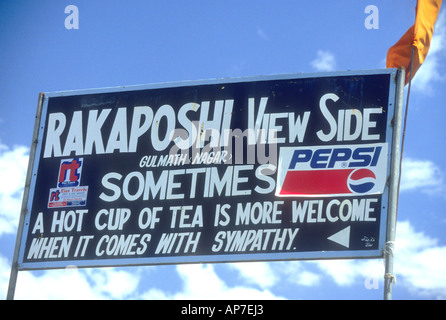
6;93;45;300
383;68;405;300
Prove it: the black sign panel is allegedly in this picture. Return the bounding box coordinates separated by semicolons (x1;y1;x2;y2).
18;70;397;269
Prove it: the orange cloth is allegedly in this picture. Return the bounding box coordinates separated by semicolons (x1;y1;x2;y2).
386;0;443;84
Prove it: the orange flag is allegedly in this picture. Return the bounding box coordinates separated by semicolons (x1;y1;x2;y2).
386;0;443;84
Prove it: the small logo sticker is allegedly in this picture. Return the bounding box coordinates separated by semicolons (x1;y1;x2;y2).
48;158;88;208
58;158;83;187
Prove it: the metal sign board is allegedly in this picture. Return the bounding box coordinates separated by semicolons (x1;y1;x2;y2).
16;69;399;270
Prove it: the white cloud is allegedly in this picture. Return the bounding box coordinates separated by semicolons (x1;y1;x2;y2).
228;262;278;289
6;266;143;300
311;50;336;72
14;268;104;300
315;259;371;286
0;255;12;298
0;144;29;236
412;11;446;93
400;157;443;194
170;264;284;300
140;287;170;300
273;261;322;287
84;268;141;299
393;221;446;298
309;257;385;290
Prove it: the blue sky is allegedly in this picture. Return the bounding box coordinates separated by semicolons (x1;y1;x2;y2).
1;0;446;300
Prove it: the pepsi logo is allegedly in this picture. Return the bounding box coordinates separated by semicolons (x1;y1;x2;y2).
347;169;376;194
276;143;388;197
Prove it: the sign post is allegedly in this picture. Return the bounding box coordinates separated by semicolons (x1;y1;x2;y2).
383;67;405;300
7;93;45;300
7;69;403;299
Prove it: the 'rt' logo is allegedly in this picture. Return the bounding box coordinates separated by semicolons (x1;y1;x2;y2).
50;190;60;201
58;158;83;187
